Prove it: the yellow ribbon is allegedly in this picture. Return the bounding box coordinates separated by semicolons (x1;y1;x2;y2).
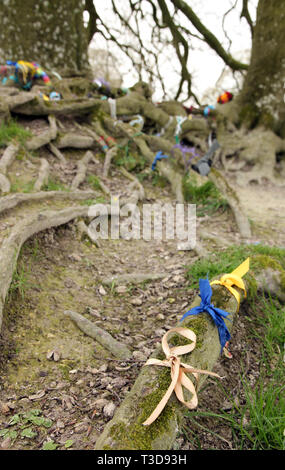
210;257;250;311
142;327;220;426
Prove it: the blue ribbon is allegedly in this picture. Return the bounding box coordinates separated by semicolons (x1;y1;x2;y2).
180;278;231;353
151;151;169;171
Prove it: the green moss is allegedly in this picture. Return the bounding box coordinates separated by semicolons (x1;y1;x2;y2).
239;104;259;129
182;173;228;216
251;255;285;293
0;119;31;148
186;245;285;290
109;369;177;450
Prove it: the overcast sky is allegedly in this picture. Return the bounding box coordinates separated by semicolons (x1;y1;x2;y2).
88;0;258;102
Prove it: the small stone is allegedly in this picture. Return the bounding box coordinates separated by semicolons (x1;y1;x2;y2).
103;402;116;418
93;398;109;411
1;437;11;449
116;286;127;294
99;286;107;296
131;298;143;306
157;313;165;320
132;351;147;362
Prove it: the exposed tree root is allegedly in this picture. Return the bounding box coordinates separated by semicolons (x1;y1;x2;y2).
0;189;100;215
34;158;50;191
208;168;252;239
0;173;11;194
48;143;67;165
76;219;101;248
0;205;91;330
57;133;94;150
64;310;132;360
94;257;285;450
0;143;20;174
26;115;57;151
101;272;169;286
103;147;118;178
70;150;94;190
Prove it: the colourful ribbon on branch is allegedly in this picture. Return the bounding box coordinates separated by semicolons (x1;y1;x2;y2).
181;279;232;353
143;327;220;426
151;151;169;170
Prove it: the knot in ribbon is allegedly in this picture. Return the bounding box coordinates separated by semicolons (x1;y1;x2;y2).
210;257;249;311
181;279;232;353
143;327;220;426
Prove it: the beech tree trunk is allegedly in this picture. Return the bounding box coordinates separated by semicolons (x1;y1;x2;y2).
238;0;285;136
0;0;88;74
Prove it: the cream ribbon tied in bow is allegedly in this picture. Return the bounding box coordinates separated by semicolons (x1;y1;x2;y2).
143;327;221;426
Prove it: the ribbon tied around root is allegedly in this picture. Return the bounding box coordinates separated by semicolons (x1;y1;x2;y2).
143;327;220;426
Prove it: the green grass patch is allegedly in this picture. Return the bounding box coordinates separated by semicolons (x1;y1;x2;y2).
185;244;285;289
87;174;102;190
42;178;69;192
0;119;32;147
183;173;228;216
10;179;35;193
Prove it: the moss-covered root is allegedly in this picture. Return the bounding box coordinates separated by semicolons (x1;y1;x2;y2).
64;310;132;360
208;168;251;239
0;205;89;331
94;257;285;450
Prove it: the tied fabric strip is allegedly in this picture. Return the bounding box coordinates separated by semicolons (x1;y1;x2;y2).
210;258;250;311
181;279;232;353
143;327;220;426
151;151;169;171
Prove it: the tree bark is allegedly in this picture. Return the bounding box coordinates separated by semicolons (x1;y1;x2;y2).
0;0;88;74
238;0;285;135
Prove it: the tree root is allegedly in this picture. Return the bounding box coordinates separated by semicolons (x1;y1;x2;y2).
0;173;11;194
101;272;169;286
34;158;50;191
208;168;252;239
70;150;94;190
0;189;100;215
0;143;20;174
64;310;132;360
48;143;67;165
103;147;118;178
94;257;285;450
0;204;91;330
26;115;57;151
76;219;101;248
57;133;94;150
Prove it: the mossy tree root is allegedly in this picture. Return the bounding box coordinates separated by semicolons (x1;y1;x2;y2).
208;168;252;239
64;310;132;360
94;257;285;450
0;205;91;331
0;189;100;215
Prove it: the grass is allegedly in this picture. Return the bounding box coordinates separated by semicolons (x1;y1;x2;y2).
183;173;228;216
185;244;285;289
9;266;30;299
87;174;102;190
0;119;31;147
42;178;69;192
182;294;285;450
10;180;35;193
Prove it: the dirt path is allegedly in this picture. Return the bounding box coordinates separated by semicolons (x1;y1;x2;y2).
0;135;283;450
236;182;285;247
